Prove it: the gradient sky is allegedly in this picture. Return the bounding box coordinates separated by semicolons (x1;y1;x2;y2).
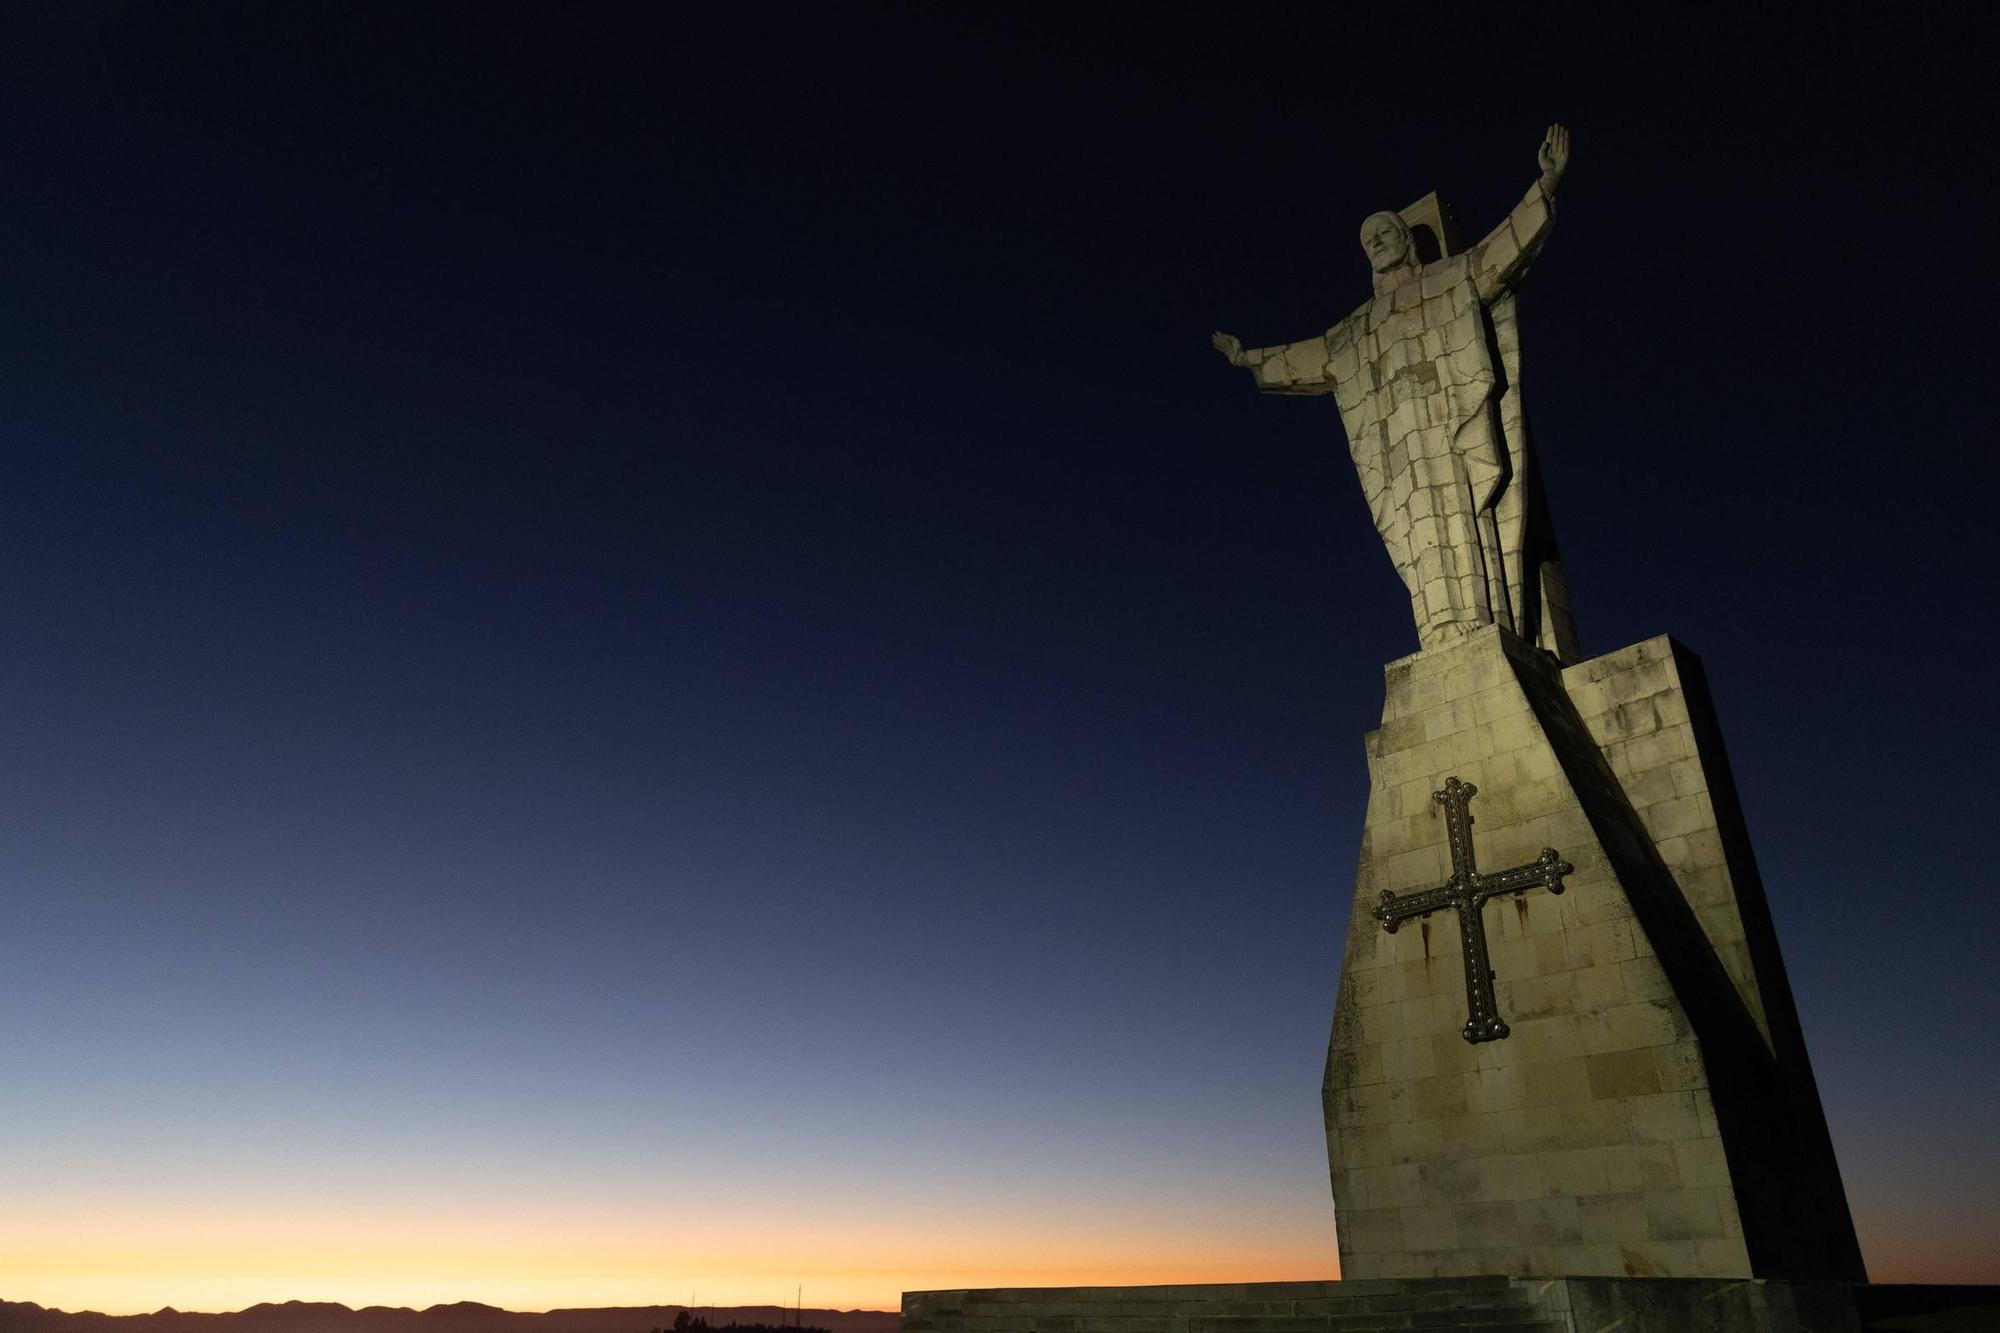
3;4;1997;1315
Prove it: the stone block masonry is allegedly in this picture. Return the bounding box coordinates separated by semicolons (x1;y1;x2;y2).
1324;627;1863;1283
902;1276;1874;1333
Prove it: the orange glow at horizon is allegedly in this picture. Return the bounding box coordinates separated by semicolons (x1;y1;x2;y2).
0;1207;1341;1316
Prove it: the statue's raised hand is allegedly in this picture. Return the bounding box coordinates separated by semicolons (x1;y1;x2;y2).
1211;330;1246;367
1538;123;1571;186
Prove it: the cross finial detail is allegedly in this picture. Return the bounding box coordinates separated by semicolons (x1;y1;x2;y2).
1373;777;1574;1043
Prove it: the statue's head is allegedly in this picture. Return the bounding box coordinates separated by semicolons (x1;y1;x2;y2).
1358;210;1414;275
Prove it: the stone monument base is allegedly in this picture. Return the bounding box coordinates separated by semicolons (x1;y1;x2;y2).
902;1277;1998;1333
1326;627;1864;1281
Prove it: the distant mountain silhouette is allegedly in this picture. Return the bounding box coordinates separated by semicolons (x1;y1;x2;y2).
0;1303;896;1333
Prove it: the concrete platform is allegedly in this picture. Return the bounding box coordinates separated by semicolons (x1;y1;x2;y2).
902;1276;2000;1332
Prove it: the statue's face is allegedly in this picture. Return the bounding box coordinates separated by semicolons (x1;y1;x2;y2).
1359;212;1412;273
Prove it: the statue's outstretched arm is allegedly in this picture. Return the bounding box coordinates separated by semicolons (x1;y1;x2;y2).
1211;329;1339;396
1473;124;1570;302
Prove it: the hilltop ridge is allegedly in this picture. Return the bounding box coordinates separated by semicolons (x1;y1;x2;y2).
0;1303;897;1333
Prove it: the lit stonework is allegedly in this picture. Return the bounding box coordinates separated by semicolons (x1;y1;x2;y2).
904;125;1882;1333
1216;129;1865;1286
1214;126;1576;659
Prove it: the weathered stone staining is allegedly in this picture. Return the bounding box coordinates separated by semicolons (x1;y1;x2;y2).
1372;776;1575;1045
1213;126;1575;660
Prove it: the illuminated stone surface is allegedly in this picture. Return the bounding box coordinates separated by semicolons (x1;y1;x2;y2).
1213;128;1576;659
1324;627;1863;1283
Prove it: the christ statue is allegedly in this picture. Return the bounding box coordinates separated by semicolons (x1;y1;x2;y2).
1214;125;1579;660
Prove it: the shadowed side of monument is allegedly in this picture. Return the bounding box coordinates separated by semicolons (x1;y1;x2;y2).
1515;632;1863;1281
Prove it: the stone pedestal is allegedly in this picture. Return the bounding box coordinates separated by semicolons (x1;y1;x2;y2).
1324;627;1862;1282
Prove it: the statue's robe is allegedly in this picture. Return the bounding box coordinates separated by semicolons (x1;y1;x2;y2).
1242;181;1577;659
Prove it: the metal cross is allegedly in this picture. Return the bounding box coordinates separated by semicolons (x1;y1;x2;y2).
1373;776;1574;1044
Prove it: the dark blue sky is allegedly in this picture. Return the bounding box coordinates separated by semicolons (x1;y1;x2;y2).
2;3;1996;1308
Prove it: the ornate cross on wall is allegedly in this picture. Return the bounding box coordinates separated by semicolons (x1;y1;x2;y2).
1374;777;1574;1044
